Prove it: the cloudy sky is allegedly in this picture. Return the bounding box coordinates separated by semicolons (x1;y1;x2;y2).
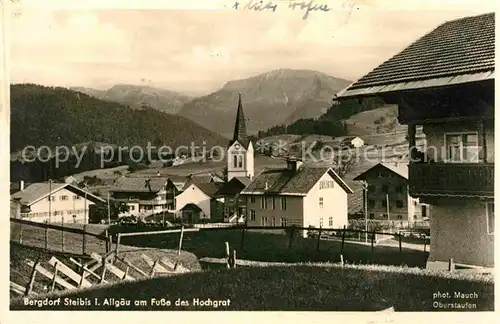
9;0;496;95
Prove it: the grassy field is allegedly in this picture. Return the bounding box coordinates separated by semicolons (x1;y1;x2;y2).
10;262;494;311
116;229;429;268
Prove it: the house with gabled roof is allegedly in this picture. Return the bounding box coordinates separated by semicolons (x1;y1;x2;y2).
175;182;225;223
110;176;172;217
240;157;353;236
353;162;429;222
336;13;494;268
10;181;105;224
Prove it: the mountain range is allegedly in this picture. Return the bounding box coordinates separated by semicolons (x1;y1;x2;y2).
178;69;352;137
71;84;193;115
10;84;226;153
72;69;352;138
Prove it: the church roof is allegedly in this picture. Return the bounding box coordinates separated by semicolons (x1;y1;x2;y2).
228;93;251;149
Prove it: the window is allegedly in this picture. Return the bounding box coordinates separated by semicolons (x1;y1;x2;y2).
233;155;237;168
281;197;287;210
382;214;388;219
369;213;375;219
261;216;268;226
224;207;229;217
319;217;323;228
238;156;243;168
73;195;81;200
60;195;68;201
396;200;404;208
445;133;479;163
272;197;276;210
250;209;256;221
381;185;389;193
487;202;494;235
130;205;135;211
280;217;287;227
66;210;74;215
319;197;324;209
396;185;403;193
319;180;335;189
272;217;276;226
414;200;418;206
328;217;333;227
47;196;55;202
368;199;375;208
397;215;403;220
250;196;256;203
261;197;265;209
421;205;427;218
263;197;268;209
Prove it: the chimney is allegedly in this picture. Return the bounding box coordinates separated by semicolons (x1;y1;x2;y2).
19;180;24;191
286;156;304;172
265;181;269;191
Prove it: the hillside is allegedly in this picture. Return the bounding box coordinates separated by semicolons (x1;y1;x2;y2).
178;69;352;137
10;84;227;153
71;84;193;115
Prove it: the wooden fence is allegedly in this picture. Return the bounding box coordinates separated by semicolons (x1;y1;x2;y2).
10;218;112;256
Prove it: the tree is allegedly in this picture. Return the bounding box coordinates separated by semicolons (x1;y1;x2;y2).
333;150;359;177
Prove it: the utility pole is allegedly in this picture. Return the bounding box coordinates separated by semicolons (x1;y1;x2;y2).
107;191;111;224
386;193;390;221
362;181;368;243
48;179;52;223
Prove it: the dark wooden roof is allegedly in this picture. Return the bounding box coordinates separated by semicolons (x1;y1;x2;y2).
339;12;494;96
241;167;353;196
228;93;251;149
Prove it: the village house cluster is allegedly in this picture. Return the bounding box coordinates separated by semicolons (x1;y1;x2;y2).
10;12;494;270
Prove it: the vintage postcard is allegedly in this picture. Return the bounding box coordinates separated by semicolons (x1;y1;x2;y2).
2;0;497;319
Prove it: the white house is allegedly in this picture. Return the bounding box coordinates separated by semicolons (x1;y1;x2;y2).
240;157;354;236
10;181;105;224
332;136;364;148
174;182;224;223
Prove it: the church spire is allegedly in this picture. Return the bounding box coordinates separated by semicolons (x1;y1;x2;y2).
232;93;247;142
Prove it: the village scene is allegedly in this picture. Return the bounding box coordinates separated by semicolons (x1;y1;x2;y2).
8;4;494;312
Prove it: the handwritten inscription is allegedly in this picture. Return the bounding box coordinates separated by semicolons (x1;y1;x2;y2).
233;0;336;20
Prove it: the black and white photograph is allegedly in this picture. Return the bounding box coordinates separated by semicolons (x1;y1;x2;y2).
3;0;496;314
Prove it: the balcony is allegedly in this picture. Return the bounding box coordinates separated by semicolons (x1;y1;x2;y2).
409;163;494;198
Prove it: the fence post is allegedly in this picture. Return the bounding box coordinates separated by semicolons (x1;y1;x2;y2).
316;226;322;252
115;233;121;255
240;224;246;250
44;227;48;250
50;263;58;292
398;233;402;252
288;225;296;249
61;217;65;253
448;258;454;272
341;226;346;254
177;225;185;255
370;230;375;252
25;255;42;296
19;222;23;244
340;254;344;266
82;224;87;255
225;242;231;268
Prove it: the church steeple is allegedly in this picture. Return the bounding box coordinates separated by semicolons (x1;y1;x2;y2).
232;93;247;143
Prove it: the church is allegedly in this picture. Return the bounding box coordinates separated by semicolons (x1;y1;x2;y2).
174;93;255;223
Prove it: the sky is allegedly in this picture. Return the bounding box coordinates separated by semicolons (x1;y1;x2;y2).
9;0;497;95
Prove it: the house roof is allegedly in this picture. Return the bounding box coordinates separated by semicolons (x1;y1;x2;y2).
186;182;225;199
240;166;353;196
216;177;251;196
11;182;105;206
111;177;169;193
228;93;251;149
180;203;202;212
353;163;409;181
337;12;495;99
332;136;362;143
